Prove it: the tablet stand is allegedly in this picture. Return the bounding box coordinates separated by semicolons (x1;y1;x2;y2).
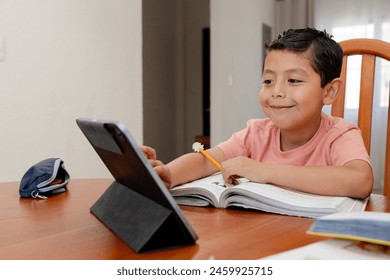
90;181;195;253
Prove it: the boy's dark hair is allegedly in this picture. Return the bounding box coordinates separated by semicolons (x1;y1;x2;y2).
265;28;343;88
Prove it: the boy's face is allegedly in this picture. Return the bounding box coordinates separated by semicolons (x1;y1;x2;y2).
259;50;326;133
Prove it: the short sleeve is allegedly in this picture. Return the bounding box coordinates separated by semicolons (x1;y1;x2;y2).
330;127;371;166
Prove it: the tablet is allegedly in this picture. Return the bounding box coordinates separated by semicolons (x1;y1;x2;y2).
76;118;198;253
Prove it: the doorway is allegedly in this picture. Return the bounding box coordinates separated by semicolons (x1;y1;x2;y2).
143;0;210;162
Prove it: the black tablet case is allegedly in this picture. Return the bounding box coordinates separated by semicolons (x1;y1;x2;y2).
76;119;198;253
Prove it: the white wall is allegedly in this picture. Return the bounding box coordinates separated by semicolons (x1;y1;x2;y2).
210;0;275;146
0;0;143;182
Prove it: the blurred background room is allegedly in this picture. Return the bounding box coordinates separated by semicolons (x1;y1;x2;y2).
0;0;388;194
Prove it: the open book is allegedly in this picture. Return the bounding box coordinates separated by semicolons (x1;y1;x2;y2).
170;173;367;218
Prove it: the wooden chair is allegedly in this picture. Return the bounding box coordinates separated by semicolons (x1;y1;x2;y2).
331;38;390;196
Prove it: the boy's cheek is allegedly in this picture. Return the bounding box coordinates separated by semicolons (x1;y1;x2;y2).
258;92;268;106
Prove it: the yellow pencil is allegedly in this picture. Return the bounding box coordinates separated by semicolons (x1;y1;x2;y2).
192;142;222;170
192;142;240;185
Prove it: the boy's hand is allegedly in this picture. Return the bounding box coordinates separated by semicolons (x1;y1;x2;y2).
221;156;268;184
140;146;172;189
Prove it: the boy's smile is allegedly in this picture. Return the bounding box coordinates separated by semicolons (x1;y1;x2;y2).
259;49;327;148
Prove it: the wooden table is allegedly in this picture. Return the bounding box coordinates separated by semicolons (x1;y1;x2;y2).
1;179;389;260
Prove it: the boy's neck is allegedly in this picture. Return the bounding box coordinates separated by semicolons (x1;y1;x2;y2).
279;116;323;151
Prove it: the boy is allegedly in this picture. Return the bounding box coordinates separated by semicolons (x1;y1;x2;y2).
142;28;373;199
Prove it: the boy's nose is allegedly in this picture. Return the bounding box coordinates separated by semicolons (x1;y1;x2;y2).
272;82;286;98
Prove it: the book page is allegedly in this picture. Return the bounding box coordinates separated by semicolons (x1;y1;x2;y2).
170;173;231;207
223;196;331;218
171;173;366;217
221;179;366;217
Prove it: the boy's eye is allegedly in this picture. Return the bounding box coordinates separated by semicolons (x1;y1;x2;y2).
262;79;273;85
288;79;302;84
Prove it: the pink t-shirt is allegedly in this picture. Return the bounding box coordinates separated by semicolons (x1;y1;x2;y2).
217;114;370;167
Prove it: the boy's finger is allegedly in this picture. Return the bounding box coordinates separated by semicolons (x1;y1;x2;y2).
140;145;157;160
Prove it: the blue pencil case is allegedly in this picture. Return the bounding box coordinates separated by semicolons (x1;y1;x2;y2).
19;158;70;199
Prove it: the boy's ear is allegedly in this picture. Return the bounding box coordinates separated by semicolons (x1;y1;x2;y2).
323;78;343;105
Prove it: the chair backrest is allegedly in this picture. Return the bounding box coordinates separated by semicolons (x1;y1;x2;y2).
332;38;390;196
